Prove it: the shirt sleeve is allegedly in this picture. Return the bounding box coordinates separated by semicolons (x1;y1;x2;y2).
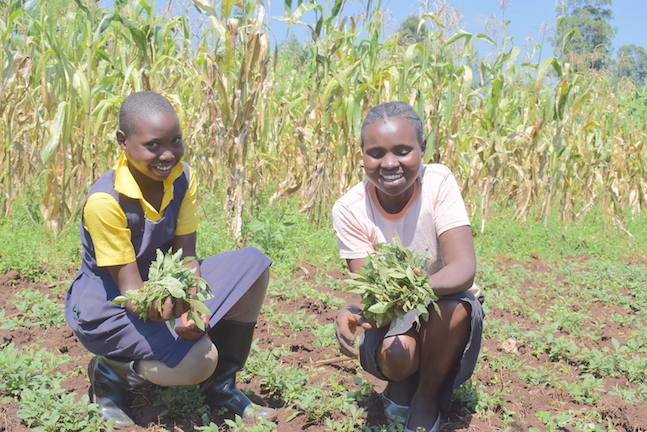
433;171;471;236
332;201;376;260
175;166;200;236
83;192;136;267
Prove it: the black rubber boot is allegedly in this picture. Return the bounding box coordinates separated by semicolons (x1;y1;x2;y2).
203;319;276;421
88;356;150;428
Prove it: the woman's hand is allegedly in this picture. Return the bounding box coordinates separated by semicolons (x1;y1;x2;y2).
147;296;190;322
109;262;189;320
174;310;209;340
335;303;373;358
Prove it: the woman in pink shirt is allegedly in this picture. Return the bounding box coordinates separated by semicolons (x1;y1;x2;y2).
332;101;484;432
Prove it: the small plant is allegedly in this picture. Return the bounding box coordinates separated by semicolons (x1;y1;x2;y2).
557;374;604;406
152;385;210;424
345;234;439;329
535;410;573;430
10;289;65;328
199;415;277;431
112;248;212;329
0;343;68;397
324;403;367;431
244;208;298;275
17;387;112;432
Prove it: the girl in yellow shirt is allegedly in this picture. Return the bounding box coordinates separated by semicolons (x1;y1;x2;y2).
65;91;275;427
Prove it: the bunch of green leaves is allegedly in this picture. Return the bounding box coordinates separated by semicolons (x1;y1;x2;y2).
345;235;439;329
112;248;212;330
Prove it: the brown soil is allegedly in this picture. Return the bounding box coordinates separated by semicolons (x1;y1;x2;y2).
1;258;646;432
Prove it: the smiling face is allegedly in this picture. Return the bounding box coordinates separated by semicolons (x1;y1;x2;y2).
362;117;425;212
117;111;184;184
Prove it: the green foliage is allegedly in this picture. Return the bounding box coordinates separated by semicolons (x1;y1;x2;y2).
275;34;308;69
1;203;647;429
17;388;111;432
9;289;65;328
196;416;277;431
324;404;368;432
243;202;340;277
557;374;604;405
395;15;427;45
615;44;647;85
346;235;438;329
0;211;79;281
242;342;363;424
553;0;615;70
152;385;210;425
0;342;108;431
468;204;647;426
245;209;296;272
112;248;213;329
196;195;239;256
474;206;647;262
0;343;68;397
1;0;646;242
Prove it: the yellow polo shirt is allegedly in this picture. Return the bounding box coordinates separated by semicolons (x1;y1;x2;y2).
83;152;200;267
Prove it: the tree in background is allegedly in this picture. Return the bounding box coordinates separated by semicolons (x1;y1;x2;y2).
275;33;309;67
615;44;647;86
395;15;427;45
553;0;616;70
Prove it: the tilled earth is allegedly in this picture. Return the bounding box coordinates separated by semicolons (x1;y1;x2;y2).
1;257;646;432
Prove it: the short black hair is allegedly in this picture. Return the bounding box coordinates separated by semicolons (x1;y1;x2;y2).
119;91;177;136
360;101;424;147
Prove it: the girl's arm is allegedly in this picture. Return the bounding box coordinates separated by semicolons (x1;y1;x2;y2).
108;262;188;320
173;232;200;277
429;225;476;295
172;231;209;340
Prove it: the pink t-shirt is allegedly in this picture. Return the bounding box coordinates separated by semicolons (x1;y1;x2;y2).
332;164;480;297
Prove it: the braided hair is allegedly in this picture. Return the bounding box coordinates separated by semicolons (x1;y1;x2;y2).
119;91;177;137
360;101;424;147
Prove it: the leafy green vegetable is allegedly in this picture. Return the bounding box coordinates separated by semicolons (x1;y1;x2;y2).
112;248;213;330
345;234;439;329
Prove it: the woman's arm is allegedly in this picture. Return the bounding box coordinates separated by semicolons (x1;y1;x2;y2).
334;257;372;357
428;225;476;296
347;257;366;274
335;302;372;357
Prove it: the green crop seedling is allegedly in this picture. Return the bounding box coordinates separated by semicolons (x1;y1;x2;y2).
112;248;213;330
345;234;439;329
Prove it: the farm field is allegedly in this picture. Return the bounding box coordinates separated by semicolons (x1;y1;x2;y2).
1;206;646;432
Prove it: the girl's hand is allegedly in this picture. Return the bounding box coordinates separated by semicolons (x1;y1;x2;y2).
335;303;373;358
147;296;190;322
175;310;209;340
109;262;190;321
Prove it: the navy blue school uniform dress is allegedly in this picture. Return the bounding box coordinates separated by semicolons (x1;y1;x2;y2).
65;160;271;368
